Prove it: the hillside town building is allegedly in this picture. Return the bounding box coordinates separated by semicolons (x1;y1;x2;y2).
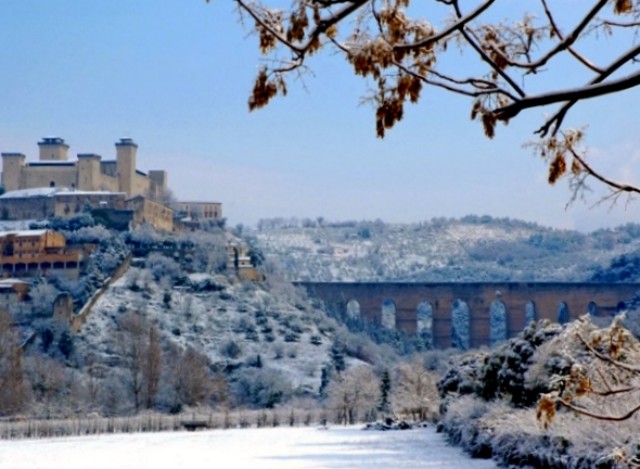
126;195;174;232
226;243;263;281
0;187;127;221
0;229;85;279
0;279;29;308
174;201;223;221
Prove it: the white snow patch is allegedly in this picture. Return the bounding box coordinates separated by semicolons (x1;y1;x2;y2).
0;426;498;469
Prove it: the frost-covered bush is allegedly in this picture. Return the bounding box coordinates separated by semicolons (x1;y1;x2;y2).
231;368;292;408
63;225;113;246
179;230;227;274
126;225;163;254
438;320;563;407
437;351;487;402
219;338;243;359
32;213;95;232
25;281;61;317
439;394;638;468
439;317;640;467
146;253;183;284
422;349;460;375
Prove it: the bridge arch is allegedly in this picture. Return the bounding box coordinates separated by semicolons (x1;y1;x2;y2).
489;300;507;346
381;299;396;329
557;302;570;324
417;301;434;345
346;299;361;319
525;301;537;326
451;299;470;350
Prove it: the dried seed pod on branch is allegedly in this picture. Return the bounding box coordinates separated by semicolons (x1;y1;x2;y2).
209;0;640;203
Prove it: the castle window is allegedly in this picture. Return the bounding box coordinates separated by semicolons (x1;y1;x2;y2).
49;181;56;187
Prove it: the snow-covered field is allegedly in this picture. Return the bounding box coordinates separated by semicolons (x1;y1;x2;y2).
0;426;497;469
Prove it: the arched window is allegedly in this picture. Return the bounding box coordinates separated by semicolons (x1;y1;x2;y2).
489;300;507;346
49;180;56;187
381;299;396;329
451;299;470;350
587;301;598;316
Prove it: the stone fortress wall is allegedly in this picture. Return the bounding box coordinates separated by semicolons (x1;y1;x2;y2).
1;137;167;199
0;137;224;233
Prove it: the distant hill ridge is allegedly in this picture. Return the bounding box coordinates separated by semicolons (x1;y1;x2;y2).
250;216;640;283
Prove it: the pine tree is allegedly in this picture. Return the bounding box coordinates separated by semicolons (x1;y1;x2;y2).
378;369;391;413
319;364;331;398
330;342;345;373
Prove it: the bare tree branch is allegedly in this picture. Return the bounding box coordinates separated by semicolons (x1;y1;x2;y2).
540;0;603;74
569;146;640;196
495;69;640;121
577;332;640;373
558;399;640;422
393;0;496;52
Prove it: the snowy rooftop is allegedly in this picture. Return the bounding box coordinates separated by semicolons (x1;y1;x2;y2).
0;187;60;198
0;229;48;237
0;187;124;199
0;279;29;287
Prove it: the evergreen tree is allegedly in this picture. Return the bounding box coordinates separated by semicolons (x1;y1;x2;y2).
329;342;346;373
378;369;391;413
319;364;331;398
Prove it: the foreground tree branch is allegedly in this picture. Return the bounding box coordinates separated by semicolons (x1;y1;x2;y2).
211;0;640;201
536;318;640;429
558;399;640;422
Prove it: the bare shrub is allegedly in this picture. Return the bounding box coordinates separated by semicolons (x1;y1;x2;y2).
326;365;380;425
391;356;439;421
0;311;27;415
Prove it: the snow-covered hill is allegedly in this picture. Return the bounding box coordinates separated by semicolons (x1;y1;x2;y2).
250;216;640;282
75;269;334;397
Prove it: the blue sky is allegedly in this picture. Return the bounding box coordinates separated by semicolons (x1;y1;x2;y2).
1;0;640;231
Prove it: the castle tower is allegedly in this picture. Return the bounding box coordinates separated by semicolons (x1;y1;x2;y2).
77;154;102;191
38;137;69;161
148;170;168;200
115;138;137;197
1;153;26;192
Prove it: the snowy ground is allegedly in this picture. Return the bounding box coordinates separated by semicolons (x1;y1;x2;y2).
0;426;497;469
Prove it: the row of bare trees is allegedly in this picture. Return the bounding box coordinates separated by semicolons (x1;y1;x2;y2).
0;298;442;421
0;308;224;418
116;312;223;414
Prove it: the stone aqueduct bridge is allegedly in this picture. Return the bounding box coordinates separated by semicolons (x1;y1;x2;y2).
296;282;640;349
